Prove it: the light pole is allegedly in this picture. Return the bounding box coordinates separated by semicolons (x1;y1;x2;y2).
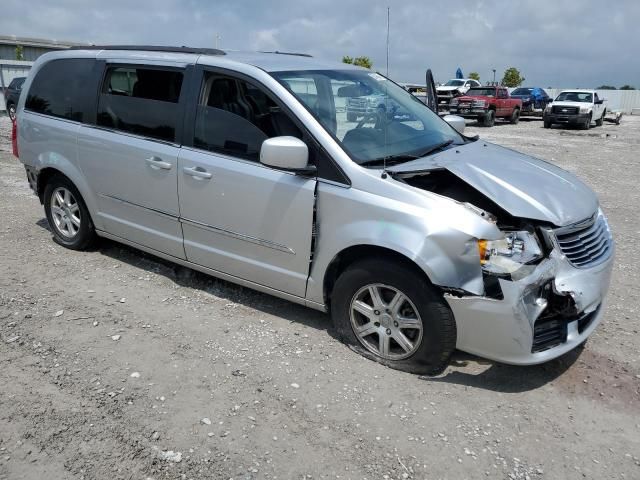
492;69;496;84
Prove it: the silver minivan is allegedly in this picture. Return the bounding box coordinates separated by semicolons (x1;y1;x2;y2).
14;46;614;374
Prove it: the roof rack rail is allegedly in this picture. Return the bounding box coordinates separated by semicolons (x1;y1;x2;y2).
259;50;312;58
68;45;226;56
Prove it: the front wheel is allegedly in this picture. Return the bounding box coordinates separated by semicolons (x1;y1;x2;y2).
346;112;357;122
482;110;495;127
44;175;96;250
582;113;592;130
331;259;456;375
543;119;551;128
595;110;605;127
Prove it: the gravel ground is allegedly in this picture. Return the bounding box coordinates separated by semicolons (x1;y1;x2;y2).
0;113;638;480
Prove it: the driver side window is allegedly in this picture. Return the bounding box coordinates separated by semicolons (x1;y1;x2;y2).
193;72;302;161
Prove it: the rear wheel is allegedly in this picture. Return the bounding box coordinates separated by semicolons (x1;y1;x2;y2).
510;108;520;124
7;103;16;121
44;175;96;250
483;109;495;127
331;259;456;375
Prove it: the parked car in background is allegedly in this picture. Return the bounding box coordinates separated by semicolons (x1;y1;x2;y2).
436;78;481;111
13;47;613;374
543;90;606;129
449;86;522;126
510;87;551;116
3;76;26;121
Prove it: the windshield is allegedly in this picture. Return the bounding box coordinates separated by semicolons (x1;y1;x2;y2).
272;70;463;166
444;79;464;87
465;88;496;97
555;91;593;103
511;88;533;95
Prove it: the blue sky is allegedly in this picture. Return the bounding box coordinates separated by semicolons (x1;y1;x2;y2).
1;0;638;87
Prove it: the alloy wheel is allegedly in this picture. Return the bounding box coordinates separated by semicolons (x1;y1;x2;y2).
349;283;424;360
50;187;81;238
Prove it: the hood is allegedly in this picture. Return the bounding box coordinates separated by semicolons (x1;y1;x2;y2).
550;101;588;108
387;141;598;227
437;86;461;92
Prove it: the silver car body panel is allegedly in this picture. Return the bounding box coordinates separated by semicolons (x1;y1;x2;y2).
15;48;615;365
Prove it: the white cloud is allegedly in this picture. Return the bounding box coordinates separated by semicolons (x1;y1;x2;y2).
0;0;638;87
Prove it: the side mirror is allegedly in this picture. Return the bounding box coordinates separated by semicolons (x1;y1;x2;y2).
443;114;466;135
260;136;313;173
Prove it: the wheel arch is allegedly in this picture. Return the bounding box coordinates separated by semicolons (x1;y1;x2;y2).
36;166;102;230
322;244;436;311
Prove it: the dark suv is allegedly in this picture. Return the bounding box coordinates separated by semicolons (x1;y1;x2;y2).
4;76;26;121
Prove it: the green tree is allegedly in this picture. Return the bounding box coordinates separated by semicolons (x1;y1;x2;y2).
620;84;636;90
468;72;480;81
501;67;525;87
597;85;617;90
341;55;372;69
353;56;372;69
15;45;24;61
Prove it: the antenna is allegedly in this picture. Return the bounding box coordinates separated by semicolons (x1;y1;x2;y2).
386;7;390;77
382;6;390;178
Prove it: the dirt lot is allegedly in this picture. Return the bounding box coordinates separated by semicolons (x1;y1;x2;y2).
0;113;638;480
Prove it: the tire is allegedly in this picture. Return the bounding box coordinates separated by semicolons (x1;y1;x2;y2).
543;119;551;129
509;108;520;124
346;112;357;122
44;175;96;250
582;113;592;130
595;110;605;127
331;259;456;376
7;103;16;121
483;109;495;127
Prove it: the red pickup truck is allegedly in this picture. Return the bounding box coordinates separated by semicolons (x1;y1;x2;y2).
448;86;522;127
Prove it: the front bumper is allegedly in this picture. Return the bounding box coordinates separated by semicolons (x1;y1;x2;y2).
449;106;487;119
445;244;614;365
544;112;590;125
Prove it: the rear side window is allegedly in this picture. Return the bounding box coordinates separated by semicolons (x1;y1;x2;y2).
97;66;184;142
25;59;95;122
9;77;25;90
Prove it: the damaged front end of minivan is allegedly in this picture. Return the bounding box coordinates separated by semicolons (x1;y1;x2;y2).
388;141;614;365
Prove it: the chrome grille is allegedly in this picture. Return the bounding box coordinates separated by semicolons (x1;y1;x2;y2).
554;214;612;268
552;105;579;115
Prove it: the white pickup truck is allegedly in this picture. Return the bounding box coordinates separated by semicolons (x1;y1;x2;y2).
543;90;606;129
436;78;481;111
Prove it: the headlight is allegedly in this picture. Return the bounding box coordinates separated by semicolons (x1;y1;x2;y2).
545;104;552;112
579;106;590;114
450;98;459;106
472;100;486;108
477;231;543;275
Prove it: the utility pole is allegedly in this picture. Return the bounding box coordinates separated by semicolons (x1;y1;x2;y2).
215;34;221;49
492;69;496;84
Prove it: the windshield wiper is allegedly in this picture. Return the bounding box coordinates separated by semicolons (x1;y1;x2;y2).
414;139;455;157
359;140;456;167
359;156;419;167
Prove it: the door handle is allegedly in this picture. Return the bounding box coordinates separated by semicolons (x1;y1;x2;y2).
183;166;213;180
145;156;172;170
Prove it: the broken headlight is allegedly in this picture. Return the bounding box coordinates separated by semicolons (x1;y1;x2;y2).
477;231;543;275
